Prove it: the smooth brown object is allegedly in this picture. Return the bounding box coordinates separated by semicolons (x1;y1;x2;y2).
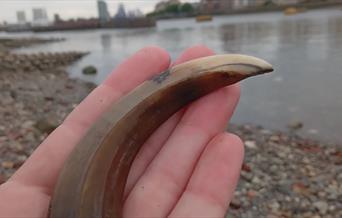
50;54;273;218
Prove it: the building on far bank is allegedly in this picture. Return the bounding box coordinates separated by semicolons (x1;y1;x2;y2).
54;14;62;24
155;0;181;12
191;2;201;12
32;8;49;26
115;3;127;19
127;9;144;18
200;0;305;12
155;1;167;12
97;0;110;23
273;0;302;5
200;0;235;14
16;11;26;25
233;0;268;9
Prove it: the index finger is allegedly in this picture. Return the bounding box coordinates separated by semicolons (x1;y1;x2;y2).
10;46;170;194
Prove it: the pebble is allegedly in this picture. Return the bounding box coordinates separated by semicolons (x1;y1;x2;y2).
268;201;280;211
1;161;14;169
242;163;251;172
82;65;97;75
302;157;310;164
251;176;262;185
269;135;280;142
247;190;257;199
308;129;319;134
269;164;278;173
287;121;303;130
34;118;58;134
21;120;35;129
229;197;241;209
313;201;328;215
241;171;253;182
245;140;257;149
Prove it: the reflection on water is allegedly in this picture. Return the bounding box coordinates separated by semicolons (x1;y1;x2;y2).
220;22;274;53
6;8;342;143
101;34;111;52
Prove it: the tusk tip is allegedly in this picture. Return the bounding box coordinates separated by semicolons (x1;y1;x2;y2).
239;55;274;77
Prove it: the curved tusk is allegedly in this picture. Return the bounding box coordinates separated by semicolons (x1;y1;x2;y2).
49;54;273;218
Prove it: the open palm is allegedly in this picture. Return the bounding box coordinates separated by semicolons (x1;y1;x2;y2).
0;45;244;218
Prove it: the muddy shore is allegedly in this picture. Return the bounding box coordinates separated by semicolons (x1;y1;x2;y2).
0;38;340;218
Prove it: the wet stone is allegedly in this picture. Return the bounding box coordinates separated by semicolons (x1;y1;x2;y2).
245;140;257;149
1;161;14;169
313;201;328;215
82;65;97;75
229;197;241;209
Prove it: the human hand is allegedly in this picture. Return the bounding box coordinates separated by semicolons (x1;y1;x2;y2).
0;45;244;218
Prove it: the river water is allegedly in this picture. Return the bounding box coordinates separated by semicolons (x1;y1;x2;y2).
3;8;342;143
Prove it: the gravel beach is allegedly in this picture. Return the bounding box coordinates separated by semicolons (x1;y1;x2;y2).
0;38;340;218
0;38;95;180
228;124;341;218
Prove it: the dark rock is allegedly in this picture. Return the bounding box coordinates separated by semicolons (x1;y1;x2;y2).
34;118;58;134
230;197;241;209
9;90;17;99
242;163;252;172
44;96;54;101
82;65;97;75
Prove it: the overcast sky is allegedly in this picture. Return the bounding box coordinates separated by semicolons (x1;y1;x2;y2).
0;0;198;23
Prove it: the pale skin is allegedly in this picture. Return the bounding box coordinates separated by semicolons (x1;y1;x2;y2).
0;45;244;218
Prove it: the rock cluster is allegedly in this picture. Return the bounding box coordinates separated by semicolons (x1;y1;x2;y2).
0;37;63;52
227;124;341;218
0;51;88;72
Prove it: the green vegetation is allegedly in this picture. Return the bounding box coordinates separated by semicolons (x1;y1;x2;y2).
180;3;194;13
263;0;275;6
165;4;179;13
82;65;97;75
147;3;194;17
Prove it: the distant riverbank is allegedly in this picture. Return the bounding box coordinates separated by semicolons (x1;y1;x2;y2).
155;1;342;20
223;1;342;15
3;17;156;33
